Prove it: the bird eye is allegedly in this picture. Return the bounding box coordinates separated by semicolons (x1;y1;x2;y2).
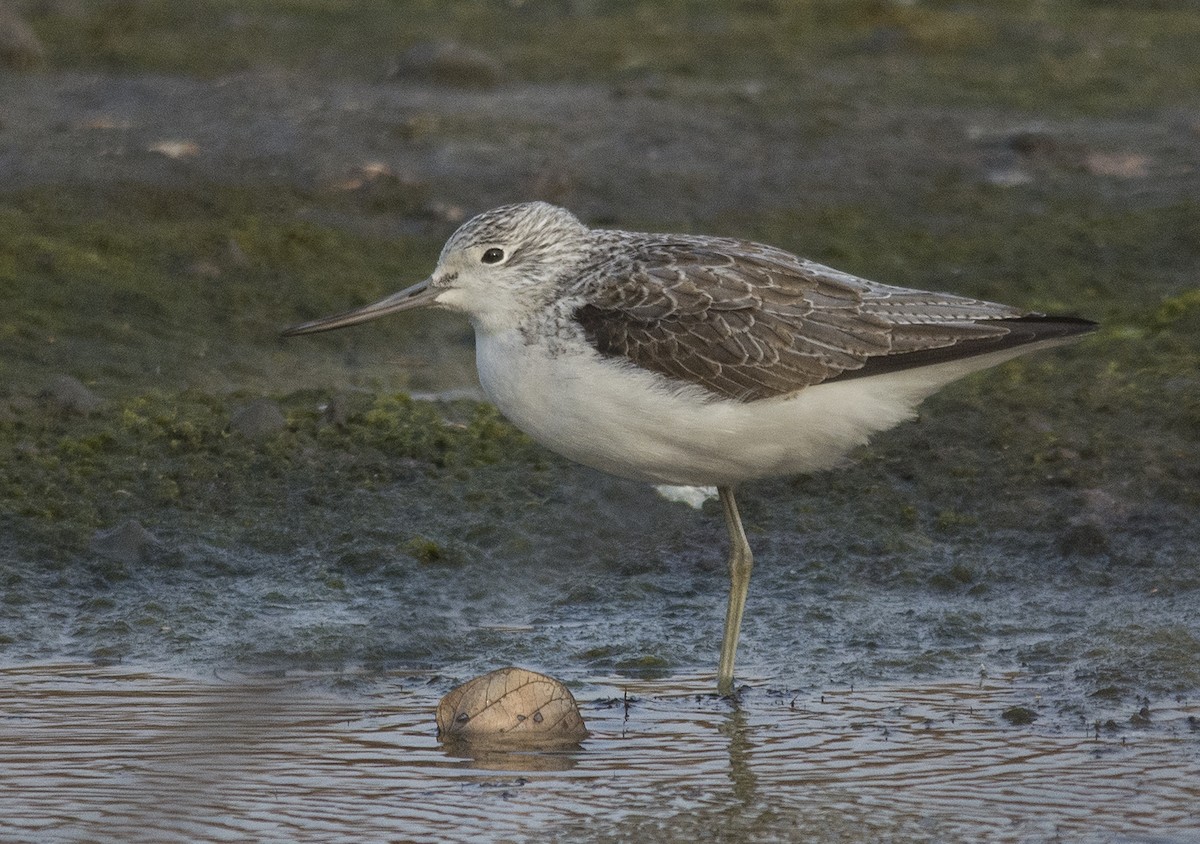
481;248;505;264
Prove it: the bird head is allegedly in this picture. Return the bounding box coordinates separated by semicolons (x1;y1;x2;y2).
282;201;590;337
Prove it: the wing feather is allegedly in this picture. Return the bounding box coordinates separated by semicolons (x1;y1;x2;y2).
571;235;1092;402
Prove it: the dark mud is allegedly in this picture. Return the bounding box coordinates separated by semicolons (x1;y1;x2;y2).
1;1;1198;841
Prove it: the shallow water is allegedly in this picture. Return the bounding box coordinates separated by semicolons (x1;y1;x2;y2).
2;663;1197;843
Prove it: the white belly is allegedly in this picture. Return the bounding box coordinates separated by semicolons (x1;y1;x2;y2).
475;329;1057;487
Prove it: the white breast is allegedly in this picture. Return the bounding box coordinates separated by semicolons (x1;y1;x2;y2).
474;329;1067;487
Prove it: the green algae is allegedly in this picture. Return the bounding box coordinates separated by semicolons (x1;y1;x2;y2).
19;183;1166;577
0;0;1197;701
0;184;456;396
0;387;541;558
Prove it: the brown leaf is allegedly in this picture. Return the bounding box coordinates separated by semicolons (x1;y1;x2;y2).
1085;152;1150;179
147;140;200;160
436;667;588;745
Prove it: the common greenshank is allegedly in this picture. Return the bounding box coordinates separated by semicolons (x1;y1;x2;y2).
284;201;1095;694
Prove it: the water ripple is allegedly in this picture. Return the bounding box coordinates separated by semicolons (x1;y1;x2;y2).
1;664;1196;843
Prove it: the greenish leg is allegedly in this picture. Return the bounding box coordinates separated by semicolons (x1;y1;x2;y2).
716;486;753;696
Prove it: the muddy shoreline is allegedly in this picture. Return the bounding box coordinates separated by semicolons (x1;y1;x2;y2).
0;8;1198;839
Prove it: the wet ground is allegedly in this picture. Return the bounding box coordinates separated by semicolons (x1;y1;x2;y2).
2;1;1199;841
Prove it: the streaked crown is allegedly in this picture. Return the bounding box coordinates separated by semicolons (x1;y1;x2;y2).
440;201;590;272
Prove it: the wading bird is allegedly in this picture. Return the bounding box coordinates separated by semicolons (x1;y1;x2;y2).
285;202;1094;694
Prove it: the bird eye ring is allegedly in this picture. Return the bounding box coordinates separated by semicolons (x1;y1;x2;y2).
481;248;505;264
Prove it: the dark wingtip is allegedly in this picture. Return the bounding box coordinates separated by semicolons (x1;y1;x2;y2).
1005;313;1099;339
832;312;1097;383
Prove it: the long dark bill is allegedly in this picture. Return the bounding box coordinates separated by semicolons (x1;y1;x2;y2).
282;278;437;336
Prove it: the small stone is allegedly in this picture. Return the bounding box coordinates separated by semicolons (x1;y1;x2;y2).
40;375;103;415
1000;706;1038;726
230;398;286;439
389;41;505;89
90;520;162;566
0;3;46;70
436;667;588;745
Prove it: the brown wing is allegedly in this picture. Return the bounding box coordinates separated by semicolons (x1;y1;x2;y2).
571;236;1091;402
